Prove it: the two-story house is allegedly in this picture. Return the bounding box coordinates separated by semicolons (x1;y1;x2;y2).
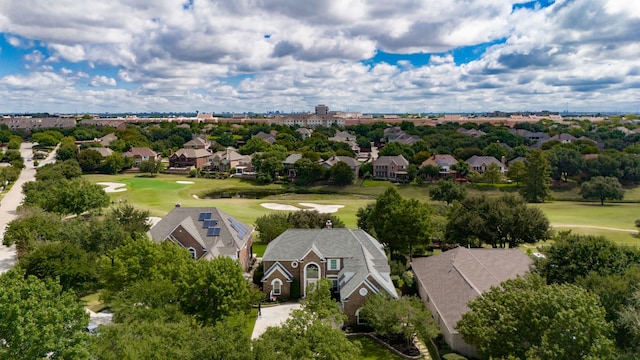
122;147;159;167
373;155;409;180
261;228;398;324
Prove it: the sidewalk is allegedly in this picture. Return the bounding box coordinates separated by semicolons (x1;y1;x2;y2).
251;302;301;339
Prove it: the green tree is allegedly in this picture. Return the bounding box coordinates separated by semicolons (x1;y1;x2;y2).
294;157;325;185
482;142;508;160
255;211;345;243
451;160;470;178
580;176;624;205
429;179;466;205
330;161;354;186
506;159;527;186
548;146;585;182
618;288;640;355
457;274;615;360
56;141;79;161
483;163;502;185
2;207;63;257
0;269;90;359
108;204;151;238
445;194;550;248
520;148;551;203
18;241;99;294
101;153;125;174
35;160;83;181
216;132;235;147
77;148;103;172
360;295;438;347
138;158;165;176
239;136;271;155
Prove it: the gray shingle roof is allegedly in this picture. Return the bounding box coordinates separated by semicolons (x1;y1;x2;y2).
412;247;532;334
149;207;253;259
263;228;398;300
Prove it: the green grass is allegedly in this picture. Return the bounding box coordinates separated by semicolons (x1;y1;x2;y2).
244;309;259;338
86;173;640;246
81;291;106;312
349;335;405;360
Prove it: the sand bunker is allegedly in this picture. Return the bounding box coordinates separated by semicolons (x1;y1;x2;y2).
176;181;195;184
97;182;127;193
260;202;345;214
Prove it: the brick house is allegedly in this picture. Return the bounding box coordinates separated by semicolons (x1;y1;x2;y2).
372;155;409;180
122;147;159;167
261;228;398;324
169;148;211;169
149;206;254;272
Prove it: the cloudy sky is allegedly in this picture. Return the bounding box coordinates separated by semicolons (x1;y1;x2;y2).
0;0;639;114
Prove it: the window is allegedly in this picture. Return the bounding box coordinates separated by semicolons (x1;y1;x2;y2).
327;258;340;271
188;247;196;259
272;279;282;296
356;308;366;325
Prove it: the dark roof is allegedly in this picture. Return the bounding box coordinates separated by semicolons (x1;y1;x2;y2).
263;228;398;300
465;155;503;168
374;155;409;167
149;207;252;260
412;247;532;334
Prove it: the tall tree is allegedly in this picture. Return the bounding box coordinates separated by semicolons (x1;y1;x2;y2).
0;270;90;359
429;179;467;205
580;176;624;205
445;194;550;248
520;148;551;203
506;159;527;186
457;274;615;360
548;146;585;182
138;158;164;176
330;161;354;186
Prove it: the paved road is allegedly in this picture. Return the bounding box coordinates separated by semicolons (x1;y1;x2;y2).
0;143;57;273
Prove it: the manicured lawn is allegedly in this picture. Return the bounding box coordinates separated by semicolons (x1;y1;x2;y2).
349;335;405;360
81;291;106;312
85;173;640;246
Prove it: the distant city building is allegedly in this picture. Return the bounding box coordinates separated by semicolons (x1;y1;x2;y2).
315;104;329;115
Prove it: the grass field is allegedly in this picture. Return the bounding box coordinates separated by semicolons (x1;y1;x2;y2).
86;173;640;246
348;335;405;360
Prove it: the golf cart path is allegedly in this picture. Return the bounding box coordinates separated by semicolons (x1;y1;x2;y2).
551;224;637;233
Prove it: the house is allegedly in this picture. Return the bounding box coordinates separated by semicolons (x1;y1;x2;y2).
373;155;409;180
184;136;211;150
253;131;277;144
97;133;117;147
330;131;356;142
465;155;505;173
92;147;114;158
412;247;533;358
283;153;303;178
261;228;398;324
210;147;252;173
149;206;254;272
122;147;159;167
419;154;458;176
169;148;211;169
296;128;313;140
321;155;360;179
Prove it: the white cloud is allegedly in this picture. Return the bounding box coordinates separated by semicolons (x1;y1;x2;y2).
0;0;638;113
89;75;117;87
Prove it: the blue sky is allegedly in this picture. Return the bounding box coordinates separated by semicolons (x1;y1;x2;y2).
0;0;639;114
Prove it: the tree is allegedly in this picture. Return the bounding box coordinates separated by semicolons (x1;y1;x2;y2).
618;288;640;354
0;269;90;359
360;187;434;257
483;163;502;185
451;160;470;178
520;148;551;203
18;241;99;294
35;159;83;181
2;207;63;257
482;142;508;160
77;148;103;172
55;141;79;161
101;153;125;174
239;136;271;155
429;179;467;205
537;233;636;284
253;279;360;360
138;158;165;176
548;146;585;182
255;211;345;243
360;295;438;347
580;176;624;205
108;204;151;238
23;178;110;216
330;161;354;186
457;274;615;360
216;132;235;147
293;157;325;185
506;159;527;186
445;194;550;248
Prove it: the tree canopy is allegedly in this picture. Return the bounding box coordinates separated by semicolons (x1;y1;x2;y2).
457;274;615;360
429;179;467;205
520;148;551;203
580;176;624;205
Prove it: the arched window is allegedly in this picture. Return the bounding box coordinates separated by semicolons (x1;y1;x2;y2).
272;279;282;296
304;263;321;297
356;308;366;325
188;247;196;259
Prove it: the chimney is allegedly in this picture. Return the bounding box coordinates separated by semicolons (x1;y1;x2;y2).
325;219;332;229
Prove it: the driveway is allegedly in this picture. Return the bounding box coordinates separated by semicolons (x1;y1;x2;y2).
0;142;57;273
251;302;301;339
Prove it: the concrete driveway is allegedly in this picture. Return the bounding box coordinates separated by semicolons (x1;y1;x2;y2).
251;302;301;339
0;142;57;273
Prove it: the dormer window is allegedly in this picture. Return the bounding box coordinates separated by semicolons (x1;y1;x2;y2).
328;258;340;271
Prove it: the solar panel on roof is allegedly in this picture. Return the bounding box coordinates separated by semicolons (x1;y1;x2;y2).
229;218;249;238
207;227;221;236
198;212;212;221
202;219;218;228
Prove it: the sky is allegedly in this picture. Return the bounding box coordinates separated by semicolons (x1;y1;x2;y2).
0;0;639;114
